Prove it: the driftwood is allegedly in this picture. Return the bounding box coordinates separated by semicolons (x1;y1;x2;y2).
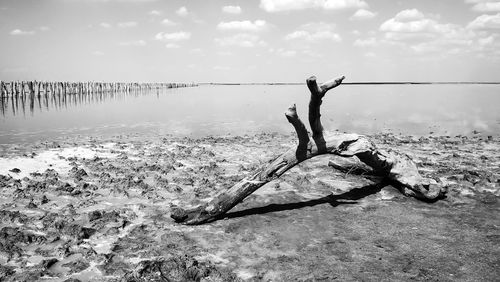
171;75;446;225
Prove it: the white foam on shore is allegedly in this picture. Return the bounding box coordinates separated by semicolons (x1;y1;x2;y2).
0;146;116;179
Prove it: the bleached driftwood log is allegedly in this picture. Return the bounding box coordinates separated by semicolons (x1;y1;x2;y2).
171;75;446;225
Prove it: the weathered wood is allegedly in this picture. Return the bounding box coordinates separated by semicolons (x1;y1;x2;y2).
285;104;309;161
0;81;197;100
307;75;345;153
171;75;446;225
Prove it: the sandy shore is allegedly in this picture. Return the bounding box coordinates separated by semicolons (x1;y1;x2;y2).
0;132;499;281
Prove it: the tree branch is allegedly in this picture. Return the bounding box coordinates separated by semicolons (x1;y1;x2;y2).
170;75;445;225
285;104;310;161
307;75;345;153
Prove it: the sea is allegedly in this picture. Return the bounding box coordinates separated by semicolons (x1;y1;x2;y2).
1;84;499;144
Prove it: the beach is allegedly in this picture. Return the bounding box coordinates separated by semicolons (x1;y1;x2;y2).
0;132;498;281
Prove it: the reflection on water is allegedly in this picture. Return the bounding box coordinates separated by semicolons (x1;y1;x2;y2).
0;88;165;117
1;84;499;144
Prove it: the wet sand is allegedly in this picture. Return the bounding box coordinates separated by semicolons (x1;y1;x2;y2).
0;132;499;281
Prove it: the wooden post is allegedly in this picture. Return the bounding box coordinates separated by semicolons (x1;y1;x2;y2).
0;81;5;99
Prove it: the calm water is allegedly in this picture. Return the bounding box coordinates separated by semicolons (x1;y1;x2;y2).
1;84;499;144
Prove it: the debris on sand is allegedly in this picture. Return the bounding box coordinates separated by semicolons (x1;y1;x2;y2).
0;132;498;281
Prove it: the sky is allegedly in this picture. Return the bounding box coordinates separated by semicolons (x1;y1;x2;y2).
1;0;500;83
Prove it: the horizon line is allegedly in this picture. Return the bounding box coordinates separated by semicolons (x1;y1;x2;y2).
200;81;500;85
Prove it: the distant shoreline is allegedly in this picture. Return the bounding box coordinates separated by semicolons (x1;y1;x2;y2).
200;82;500;85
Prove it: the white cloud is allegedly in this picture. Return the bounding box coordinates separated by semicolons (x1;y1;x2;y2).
353;37;377;46
100;22;112;28
222;5;242;14
381;18;437;33
119;40;146;46
176;6;189;17
217;51;233;56
478;35;495;46
217;20;267;32
165;43;180;48
379;9;479;55
161;19;178;26
190;48;203;54
470;2;500;12
260;0;367;13
92;51;104;56
467;13;500;29
10;29;35;35
155;31;191;42
285;22;341;42
285;30;341;41
39;26;50;31
118;21;137;28
149;10;161;15
323;0;367;10
380;10;451;34
215;33;266;47
213;66;231;71
275;48;297;57
350;9;376;20
394;9;424;21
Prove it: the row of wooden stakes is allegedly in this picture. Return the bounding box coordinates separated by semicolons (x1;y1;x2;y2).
0;81;198;97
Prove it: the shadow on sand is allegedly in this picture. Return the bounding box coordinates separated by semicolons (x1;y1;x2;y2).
223;180;391;220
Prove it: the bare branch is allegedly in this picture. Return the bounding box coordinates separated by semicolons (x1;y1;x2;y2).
170;75;445;225
285;104;310;161
320;76;345;94
307;75;345;153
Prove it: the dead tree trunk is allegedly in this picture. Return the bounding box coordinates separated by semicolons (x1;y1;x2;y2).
171;75;446;225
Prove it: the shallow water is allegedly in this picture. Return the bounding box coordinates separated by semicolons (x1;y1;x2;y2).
1;84;499;144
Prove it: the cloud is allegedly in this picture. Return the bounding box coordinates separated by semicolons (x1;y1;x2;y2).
217;20;267;32
478;35;495;46
380;9;450;34
176;6;188;17
10;29;35;35
100;22;112;28
470;2;500;12
467;13;500;29
285;22;341;42
260;0;367;13
149;10;161;15
215;33;266;47
217;51;233;56
39;26;50;31
92;51;104;56
394;8;424;21
117;21;137;28
213;66;231;71
119;40;146;46
350;9;376;20
190;48;203;54
276;48;297;57
155;31;191;42
353;37;377;46
165;43;180;48
379;9;479;55
222;5;242;14
161;19;178;26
